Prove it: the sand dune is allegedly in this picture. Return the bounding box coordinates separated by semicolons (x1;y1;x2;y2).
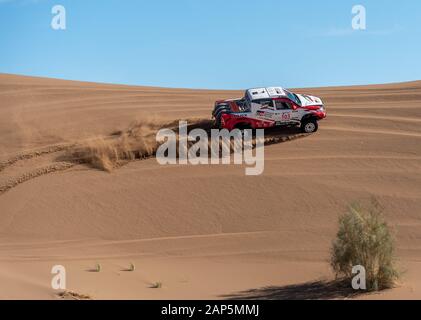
0;74;421;299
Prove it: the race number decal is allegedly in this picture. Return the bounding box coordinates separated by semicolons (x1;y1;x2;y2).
282;113;291;121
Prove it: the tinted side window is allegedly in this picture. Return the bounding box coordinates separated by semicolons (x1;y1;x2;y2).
253;99;274;109
275;100;292;110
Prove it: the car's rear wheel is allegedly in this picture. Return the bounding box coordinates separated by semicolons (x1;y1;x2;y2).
301;119;318;133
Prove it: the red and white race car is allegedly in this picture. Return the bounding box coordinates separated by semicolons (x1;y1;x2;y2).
212;87;326;133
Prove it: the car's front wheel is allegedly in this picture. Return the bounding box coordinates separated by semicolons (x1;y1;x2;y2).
301;119;318;133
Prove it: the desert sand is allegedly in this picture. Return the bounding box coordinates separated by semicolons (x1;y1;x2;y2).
0;73;420;299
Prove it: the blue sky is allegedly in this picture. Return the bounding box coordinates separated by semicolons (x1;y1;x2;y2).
0;0;420;89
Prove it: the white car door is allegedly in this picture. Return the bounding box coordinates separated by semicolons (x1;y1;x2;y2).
273;100;293;124
254;100;277;121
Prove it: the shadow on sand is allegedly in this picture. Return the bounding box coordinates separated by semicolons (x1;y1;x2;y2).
222;280;370;300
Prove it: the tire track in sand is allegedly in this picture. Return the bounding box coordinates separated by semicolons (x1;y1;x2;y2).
0;162;75;195
0;144;78;196
0;144;75;173
324;126;421;138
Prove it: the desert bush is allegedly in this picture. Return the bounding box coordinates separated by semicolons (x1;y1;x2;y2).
94;263;101;272
331;199;399;291
58;290;92;300
150;282;162;289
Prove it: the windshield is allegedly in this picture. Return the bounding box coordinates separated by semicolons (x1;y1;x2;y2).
285;90;302;106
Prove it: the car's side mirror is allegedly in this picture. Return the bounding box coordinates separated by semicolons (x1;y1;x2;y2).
292;105;297;110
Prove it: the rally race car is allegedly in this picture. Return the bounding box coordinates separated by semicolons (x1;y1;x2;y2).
212;87;326;133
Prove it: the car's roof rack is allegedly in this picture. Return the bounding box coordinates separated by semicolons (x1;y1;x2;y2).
246;87;287;100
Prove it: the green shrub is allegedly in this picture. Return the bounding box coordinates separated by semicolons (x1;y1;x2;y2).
331;199;399;291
